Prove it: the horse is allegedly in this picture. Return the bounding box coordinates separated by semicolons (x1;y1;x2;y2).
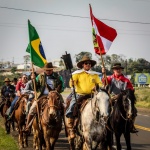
108;89;136;150
0;94;15;134
12;94;29;149
32;90;63;150
64;88;111;150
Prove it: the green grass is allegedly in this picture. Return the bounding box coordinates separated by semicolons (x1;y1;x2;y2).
0;118;19;150
135;87;150;108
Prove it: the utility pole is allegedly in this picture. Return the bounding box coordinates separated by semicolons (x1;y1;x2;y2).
125;59;127;75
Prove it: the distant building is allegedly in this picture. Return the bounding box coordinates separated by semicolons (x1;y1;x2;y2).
0;61;13;69
17;63;30;70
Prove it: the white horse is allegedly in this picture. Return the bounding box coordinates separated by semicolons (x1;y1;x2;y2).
81;88;111;150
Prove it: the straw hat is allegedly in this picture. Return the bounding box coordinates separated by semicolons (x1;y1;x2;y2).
43;62;57;70
4;78;11;82
112;63;124;69
77;56;96;69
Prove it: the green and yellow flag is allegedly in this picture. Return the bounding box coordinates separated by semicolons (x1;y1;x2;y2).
26;20;47;67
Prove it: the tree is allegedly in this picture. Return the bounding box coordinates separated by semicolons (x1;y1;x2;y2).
75;52;92;63
11;67;17;74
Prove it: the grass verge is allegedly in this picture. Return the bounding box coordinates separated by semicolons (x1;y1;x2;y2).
134;87;150;109
0;117;19;150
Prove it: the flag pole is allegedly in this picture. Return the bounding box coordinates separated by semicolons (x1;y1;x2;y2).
28;20;41;130
89;4;108;87
98;47;108;86
31;62;41;130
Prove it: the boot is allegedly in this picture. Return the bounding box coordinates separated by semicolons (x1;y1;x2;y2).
67;118;75;139
130;119;138;133
23;114;34;133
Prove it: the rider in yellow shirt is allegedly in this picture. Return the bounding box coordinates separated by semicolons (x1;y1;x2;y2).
65;55;103;139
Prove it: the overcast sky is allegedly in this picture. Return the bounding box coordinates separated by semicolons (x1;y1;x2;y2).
0;0;150;65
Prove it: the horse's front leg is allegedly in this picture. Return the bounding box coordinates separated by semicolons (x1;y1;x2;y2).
115;132;122;150
18;127;24;149
83;131;92;150
50;137;57;150
43;126;50;150
124;131;131;150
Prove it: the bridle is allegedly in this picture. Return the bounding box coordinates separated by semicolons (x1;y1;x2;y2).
42;90;62;128
120;93;132;121
47;90;62;110
91;90;109;127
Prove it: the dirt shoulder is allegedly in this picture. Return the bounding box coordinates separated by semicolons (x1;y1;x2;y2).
137;107;150;115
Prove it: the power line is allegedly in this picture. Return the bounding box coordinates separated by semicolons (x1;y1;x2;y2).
0;6;150;25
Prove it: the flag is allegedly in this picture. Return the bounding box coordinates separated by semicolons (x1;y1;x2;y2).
90;5;117;55
26;20;47;67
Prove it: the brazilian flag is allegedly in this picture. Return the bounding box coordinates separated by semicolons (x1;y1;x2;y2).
26;20;47;68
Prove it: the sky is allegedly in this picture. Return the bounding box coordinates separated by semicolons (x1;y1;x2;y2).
0;0;150;65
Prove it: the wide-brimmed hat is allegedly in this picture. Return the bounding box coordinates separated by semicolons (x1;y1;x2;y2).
112;63;124;69
4;78;11;82
43;62;57;70
77;56;96;69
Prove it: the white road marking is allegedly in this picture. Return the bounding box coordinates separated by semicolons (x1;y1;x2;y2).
138;113;149;117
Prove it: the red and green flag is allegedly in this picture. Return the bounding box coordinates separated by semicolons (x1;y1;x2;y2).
26;20;47;67
89;4;117;55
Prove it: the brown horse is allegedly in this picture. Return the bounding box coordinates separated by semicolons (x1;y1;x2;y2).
32;91;63;150
13;94;29;149
0;94;15;134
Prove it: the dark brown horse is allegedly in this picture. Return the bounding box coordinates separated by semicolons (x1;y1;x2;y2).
13;94;29;149
0;94;15;134
32;91;63;150
108;89;136;150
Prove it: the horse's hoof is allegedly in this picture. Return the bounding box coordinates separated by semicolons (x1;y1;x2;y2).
24;144;28;148
19;145;23;149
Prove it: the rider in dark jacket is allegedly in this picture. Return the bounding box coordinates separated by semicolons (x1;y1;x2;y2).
0;78;15;111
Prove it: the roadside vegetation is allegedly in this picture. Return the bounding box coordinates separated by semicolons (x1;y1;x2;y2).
0;117;19;150
135;87;150;108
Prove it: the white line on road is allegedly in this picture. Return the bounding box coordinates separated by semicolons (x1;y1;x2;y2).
138;113;149;117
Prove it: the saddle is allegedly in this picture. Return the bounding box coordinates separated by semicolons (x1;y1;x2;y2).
66;94;92;118
38;95;48;113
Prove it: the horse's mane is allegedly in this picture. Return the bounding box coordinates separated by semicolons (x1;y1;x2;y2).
98;87;109;95
126;89;136;104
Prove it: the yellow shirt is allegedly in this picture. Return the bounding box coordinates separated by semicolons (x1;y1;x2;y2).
69;71;103;95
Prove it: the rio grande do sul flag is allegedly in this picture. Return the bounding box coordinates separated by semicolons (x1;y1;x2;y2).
89;4;117;55
26;20;47;68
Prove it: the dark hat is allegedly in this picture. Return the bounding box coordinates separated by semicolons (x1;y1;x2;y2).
4;78;11;82
112;63;124;69
77;56;96;69
13;78;18;81
43;62;57;70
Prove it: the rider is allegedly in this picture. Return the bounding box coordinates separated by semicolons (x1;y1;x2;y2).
102;62;138;133
0;78;15;111
7;74;28;120
11;78;18;89
23;72;37;116
24;62;65;132
65;55;103;139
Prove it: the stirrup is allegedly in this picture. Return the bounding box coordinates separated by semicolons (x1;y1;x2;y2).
7;115;11;121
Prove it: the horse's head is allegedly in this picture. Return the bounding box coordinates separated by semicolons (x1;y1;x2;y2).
94;88;110;123
19;94;28;114
47;91;62;119
119;89;134;119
